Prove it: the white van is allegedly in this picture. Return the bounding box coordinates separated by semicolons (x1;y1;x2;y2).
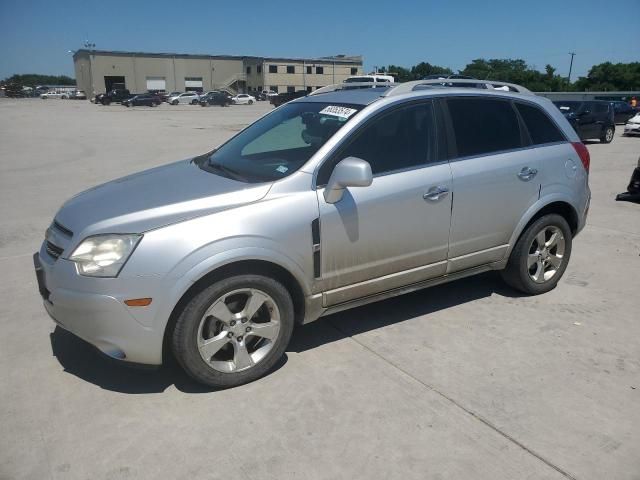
344;74;395;85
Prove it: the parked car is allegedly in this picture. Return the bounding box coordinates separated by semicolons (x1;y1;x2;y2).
40;91;65;99
34;80;590;388
269;90;307;107
168;92;199;105
344;74;395;84
199;91;233;107
623;112;640;136
148;90;169;102
122;94;162;107
165;91;181;102
610;101;638;124
72;90;87;100
554;100;615;143
232;93;256;105
96;88;132;105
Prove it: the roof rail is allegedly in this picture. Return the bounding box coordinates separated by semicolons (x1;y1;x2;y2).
383;79;532;96
307;79;532;98
308;82;394;96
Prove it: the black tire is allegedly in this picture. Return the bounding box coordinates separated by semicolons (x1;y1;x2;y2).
600;126;614;143
171;100;178;105
248;99;254;105
500;214;572;295
172;274;295;388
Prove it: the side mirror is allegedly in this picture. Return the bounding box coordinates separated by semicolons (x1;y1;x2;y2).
324;157;373;204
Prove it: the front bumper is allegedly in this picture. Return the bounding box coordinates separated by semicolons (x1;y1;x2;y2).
34;251;163;365
624;123;640;134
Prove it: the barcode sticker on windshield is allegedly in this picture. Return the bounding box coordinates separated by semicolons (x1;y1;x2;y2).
319;106;358;119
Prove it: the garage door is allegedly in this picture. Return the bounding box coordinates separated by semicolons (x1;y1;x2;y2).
185;77;203;91
146;76;166;91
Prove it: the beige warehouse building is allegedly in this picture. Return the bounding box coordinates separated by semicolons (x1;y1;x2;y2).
72;49;363;97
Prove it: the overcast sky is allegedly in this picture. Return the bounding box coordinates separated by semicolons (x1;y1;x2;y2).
1;0;638;80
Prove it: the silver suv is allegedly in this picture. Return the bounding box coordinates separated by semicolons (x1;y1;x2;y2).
34;80;591;387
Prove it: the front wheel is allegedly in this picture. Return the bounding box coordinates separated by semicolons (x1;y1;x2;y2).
248;100;254;105
500;214;572;295
171;100;178;105
172;274;295;388
601;126;614;143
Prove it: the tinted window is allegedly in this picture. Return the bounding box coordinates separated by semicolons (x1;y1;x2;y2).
316;67;324;74
593;103;609;114
318;102;437;184
515;103;565;145
269;65;277;73
286;65;295;74
554;101;582;113
447;98;522;157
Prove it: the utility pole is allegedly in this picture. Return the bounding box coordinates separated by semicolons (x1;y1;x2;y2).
567;52;576;84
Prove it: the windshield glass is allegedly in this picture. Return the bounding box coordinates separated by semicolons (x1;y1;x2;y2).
554;101;582;113
199;102;362;183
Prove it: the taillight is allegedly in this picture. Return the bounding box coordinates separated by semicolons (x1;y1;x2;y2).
572;142;590;174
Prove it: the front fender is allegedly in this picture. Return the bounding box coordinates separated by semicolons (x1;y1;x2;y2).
150;240;313;337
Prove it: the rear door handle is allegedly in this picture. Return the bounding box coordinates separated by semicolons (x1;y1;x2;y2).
517;167;538;181
423;186;449;201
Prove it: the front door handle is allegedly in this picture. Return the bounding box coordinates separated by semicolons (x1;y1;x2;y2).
423;186;449;201
517;167;538;181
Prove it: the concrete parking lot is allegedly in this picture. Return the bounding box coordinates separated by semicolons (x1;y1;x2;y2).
0;98;638;480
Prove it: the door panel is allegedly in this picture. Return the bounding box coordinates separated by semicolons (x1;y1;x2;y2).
448;149;540;267
317;162;452;305
444;96;540;272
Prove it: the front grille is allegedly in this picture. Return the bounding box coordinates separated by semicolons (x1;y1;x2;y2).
52;220;73;237
45;241;64;260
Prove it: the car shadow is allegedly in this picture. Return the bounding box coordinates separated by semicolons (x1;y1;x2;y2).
50;271;519;394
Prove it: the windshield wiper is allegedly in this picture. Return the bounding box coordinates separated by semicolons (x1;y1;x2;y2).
206;161;247;182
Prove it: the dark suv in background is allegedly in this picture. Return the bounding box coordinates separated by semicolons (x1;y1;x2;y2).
554;100;615;143
610;101;638;124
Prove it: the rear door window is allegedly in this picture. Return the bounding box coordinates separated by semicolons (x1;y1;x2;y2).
446;97;523;157
515;102;565;145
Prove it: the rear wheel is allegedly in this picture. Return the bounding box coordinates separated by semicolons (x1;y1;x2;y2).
501;214;572;295
172;274;294;388
601;126;614;143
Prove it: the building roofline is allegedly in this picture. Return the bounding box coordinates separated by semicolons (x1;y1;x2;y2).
73;49;363;65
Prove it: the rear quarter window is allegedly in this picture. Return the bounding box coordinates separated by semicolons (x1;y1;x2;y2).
515;103;565;145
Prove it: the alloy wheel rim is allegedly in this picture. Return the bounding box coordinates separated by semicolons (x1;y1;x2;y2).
527;226;566;283
197;288;281;373
606;128;614;142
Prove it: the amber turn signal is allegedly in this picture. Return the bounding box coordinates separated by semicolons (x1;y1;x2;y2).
124;298;152;307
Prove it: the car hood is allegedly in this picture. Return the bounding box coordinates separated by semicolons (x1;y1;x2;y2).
55;159;272;237
628;114;640;124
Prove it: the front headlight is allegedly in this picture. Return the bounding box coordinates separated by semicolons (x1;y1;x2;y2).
69;234;141;277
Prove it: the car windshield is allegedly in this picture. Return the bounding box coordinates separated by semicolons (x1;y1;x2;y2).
554;101;582;113
198;101;362;183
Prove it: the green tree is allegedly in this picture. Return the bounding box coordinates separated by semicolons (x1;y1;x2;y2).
573;62;640;91
411;62;453;79
1;73;76;88
383;62;451;82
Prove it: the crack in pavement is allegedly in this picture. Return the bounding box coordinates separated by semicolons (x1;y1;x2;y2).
328;319;579;480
